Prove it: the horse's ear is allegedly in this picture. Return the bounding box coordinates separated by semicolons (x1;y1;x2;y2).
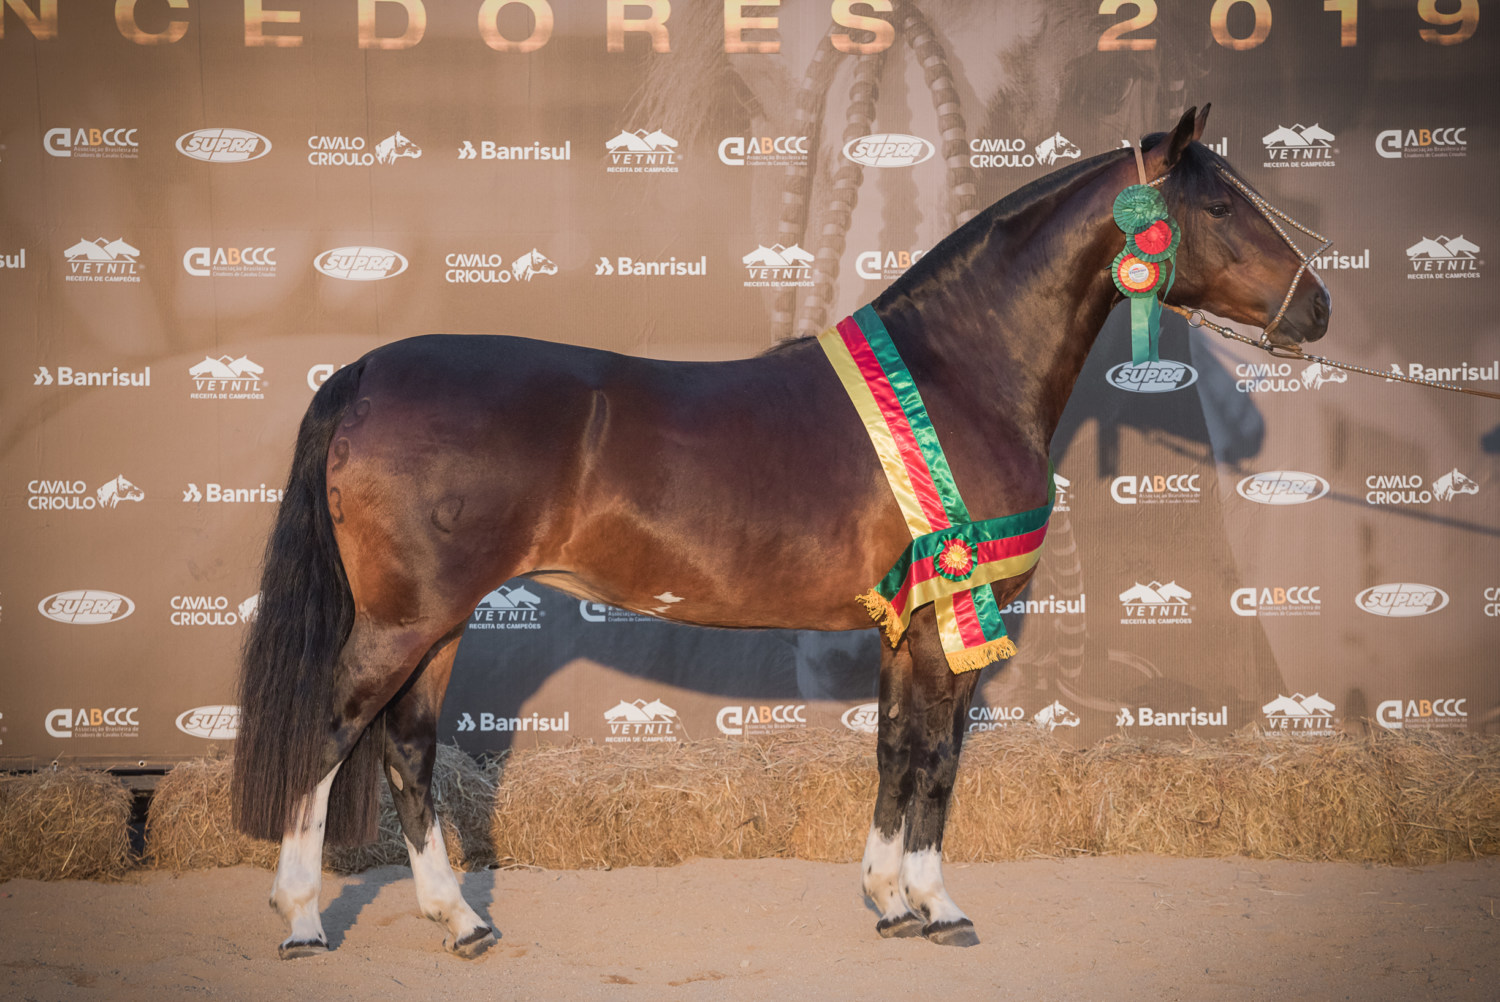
1163;106;1199;168
1195;103;1211;140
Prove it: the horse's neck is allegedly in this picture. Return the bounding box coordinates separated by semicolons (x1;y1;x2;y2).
877;153;1132;454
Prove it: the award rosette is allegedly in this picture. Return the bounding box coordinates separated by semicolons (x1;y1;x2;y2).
1111;183;1180;365
818;305;1054;673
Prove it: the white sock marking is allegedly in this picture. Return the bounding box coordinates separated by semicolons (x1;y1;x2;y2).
901;847;969;926
270;763;341;947
861;823;910;920
406;822;488;946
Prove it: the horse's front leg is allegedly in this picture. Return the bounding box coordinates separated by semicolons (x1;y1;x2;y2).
862;635;923;938
899;605;982;946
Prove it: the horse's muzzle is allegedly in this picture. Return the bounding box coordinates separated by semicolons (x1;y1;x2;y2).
1267;275;1330;346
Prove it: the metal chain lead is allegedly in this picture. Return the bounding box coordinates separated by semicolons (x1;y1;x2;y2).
1212;166;1331;333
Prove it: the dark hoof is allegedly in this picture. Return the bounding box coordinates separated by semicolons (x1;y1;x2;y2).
278;938;329;960
876;912;925;939
923;918;980;947
446;926;496;960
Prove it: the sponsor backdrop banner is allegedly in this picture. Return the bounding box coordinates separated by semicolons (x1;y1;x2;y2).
1;1;1495;768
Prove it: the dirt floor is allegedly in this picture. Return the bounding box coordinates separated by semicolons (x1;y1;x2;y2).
2;856;1497;1002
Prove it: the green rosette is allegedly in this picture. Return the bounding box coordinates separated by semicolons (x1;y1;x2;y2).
1113;184;1167;232
1127;216;1181;263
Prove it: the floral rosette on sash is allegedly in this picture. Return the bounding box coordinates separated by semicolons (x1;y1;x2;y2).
1111;183;1181;366
818;305;1054;674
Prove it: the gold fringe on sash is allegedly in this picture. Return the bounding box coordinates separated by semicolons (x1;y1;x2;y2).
942;635;1017;674
855;589;905;649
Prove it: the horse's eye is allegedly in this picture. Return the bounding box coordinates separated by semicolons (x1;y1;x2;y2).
1207;203;1231;218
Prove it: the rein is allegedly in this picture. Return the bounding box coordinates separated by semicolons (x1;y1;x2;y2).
1134;146;1500;402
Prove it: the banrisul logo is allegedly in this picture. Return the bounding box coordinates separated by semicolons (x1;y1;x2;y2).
469;585;543;630
1236;471;1329;506
182;482;283;503
1356;583;1448;618
1366;469;1479;506
453;710;570;734
33;364;150;388
315;246;408;281
595;254;705;278
1387;360;1498;385
998;593;1086;616
605;128;680;173
1261;123;1337;168
1262;693;1336;735
1406;235;1481;280
38;589;134;624
457;139;570;162
843;133;934;168
1115;705;1227;729
1376;127;1467;160
742;243;813;288
604;698;681;743
718;135;808;167
176;705;240;739
856;249;925;281
64;237;141;283
1118;580;1193;625
1105;360;1198;393
445;248;557;285
1231;586;1321;618
307;131;421;166
28;475;145;512
176;129;271;163
189;355;265;400
45;126;138;159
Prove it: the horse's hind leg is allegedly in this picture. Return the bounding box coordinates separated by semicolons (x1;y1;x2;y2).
381;630;495;959
269;761;343;958
862;638;923;938
900;608;982;947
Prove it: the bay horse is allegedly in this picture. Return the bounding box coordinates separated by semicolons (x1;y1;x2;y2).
232;106;1330;959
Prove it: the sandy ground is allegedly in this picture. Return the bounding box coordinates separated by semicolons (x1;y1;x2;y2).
2;857;1497;1002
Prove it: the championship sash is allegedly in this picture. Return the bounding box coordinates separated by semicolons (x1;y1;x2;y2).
818;305;1053;673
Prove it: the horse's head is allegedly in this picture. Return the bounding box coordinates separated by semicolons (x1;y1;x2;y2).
1146;105;1331;348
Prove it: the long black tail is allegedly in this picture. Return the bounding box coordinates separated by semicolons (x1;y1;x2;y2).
231;361;383;845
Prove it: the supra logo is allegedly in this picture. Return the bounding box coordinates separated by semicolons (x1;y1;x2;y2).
182;482;284;503
183;246;276;278
170;595;258;627
578;600;653;623
742;243;813;288
1356;583;1449;618
1235;360;1350;393
1231;586;1321;617
457;139;570;161
63;237;141;283
841;702;879;734
44;127;139;159
1110;474;1201;505
843;133;934;168
176;704;240;739
1115;705;1227;728
454;711;569;733
1366;469;1479;506
315;246;408;281
716;703;807;736
605;128;680;173
1119;580;1193;625
33;364;150;388
1261;123;1337;168
189;355;265;400
1407;235;1481;280
856;249;925;281
38;589;135;624
604;698;681;743
1236;471;1329;506
46;706;140;739
1262;693;1337;734
966;704;1025;733
28;475;144;512
470;585;543;630
1105;360;1198;393
444;248;556;285
307;131;421;166
1376;698;1467;731
595;255;705;278
1033;700;1080;732
1376;127;1467;160
718;135;808;167
176;128;271;163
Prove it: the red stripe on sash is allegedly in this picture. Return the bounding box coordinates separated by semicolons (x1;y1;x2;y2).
949;590;987;648
886;524;1050;615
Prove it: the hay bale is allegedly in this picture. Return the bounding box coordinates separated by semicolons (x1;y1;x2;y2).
0;768;133;880
146;744;498;874
488;728;1500;869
